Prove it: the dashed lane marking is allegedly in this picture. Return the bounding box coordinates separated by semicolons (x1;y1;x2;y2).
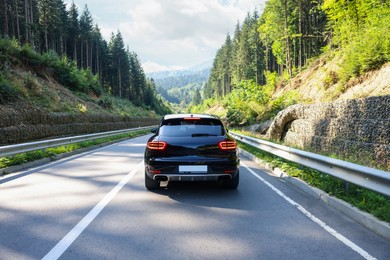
42;160;144;260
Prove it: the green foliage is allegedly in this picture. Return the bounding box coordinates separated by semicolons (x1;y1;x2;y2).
268;90;299;116
0;38;103;97
323;70;339;89
24;72;41;95
271;40;285;65
96;94;156;117
98;96;114;109
224;75;299;126
201;0;327;125
323;0;390;79
83;69;101;96
1;0;168;116
187;97;218;114
226;109;246;126
0;78;19;104
154;68;210;106
0;38;19;56
166;83;203;107
19;44;43;66
226;80;269;125
41;50;60;67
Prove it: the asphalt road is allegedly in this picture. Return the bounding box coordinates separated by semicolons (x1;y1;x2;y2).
0;135;389;260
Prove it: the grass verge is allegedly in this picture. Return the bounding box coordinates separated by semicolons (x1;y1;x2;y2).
238;141;390;223
0;130;149;169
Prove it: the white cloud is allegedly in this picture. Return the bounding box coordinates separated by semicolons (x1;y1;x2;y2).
73;0;264;72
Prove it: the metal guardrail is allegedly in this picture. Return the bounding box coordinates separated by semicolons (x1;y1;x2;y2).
230;131;390;197
0;126;155;158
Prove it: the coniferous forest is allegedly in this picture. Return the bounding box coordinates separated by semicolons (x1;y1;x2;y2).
194;0;390;125
1;1;389;120
0;0;171;115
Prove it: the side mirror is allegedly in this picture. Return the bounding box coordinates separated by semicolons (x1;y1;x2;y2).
151;128;158;133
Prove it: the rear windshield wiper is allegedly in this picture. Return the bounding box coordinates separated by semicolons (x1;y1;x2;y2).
191;133;218;137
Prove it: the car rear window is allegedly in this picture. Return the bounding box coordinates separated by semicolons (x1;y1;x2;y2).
159;118;224;137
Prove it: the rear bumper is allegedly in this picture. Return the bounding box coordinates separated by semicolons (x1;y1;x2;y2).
152;173;235;182
144;155;239;182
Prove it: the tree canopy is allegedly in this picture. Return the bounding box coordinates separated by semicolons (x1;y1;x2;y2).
0;0;170;115
199;0;389;125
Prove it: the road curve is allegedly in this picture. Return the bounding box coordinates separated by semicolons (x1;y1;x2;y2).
0;135;389;259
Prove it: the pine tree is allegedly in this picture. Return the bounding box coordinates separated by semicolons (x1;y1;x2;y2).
79;5;93;68
67;1;79;62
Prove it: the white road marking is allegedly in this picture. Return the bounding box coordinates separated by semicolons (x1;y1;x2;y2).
42;160;144;260
242;162;376;260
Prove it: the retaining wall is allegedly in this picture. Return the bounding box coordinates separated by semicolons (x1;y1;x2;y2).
266;95;390;170
0;107;159;145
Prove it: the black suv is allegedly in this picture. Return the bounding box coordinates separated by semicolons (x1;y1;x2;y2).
144;114;239;190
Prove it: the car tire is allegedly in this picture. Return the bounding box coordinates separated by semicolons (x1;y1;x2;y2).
145;172;160;190
224;171;239;189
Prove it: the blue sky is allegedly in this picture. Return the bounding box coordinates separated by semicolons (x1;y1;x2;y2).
69;0;265;72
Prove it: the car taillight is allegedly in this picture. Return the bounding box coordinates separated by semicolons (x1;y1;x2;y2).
218;140;237;151
184;117;201;120
147;141;167;150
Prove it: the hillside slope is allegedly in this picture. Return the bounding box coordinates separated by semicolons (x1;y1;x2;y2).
0;62;158;118
0;65;161;145
278;56;390;103
202;55;390;119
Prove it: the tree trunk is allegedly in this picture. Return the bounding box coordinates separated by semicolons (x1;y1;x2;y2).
80;41;84;68
95;40;99;75
89;40;93;70
43;9;48;51
86;40;89;68
15;0;20;43
24;0;29;44
284;0;292;76
3;0;9;35
118;59;122;98
73;39;77;61
298;0;302;71
29;0;34;48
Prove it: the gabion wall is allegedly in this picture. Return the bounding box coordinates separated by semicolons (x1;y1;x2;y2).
266;95;390;170
0;108;160;145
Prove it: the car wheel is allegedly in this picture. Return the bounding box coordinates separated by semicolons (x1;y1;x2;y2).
224;171;239;189
145;172;160;190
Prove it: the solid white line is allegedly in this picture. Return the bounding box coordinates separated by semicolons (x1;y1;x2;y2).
242;162;376;260
42;160;144;260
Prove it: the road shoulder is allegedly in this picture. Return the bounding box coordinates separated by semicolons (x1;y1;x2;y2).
239;148;390;240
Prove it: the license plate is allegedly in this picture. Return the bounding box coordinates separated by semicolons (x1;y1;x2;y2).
179;165;207;173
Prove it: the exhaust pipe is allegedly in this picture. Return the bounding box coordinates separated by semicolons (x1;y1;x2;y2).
154;175;168;181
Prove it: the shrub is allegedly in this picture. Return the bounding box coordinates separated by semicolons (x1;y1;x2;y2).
0;79;19;104
24;73;41;95
41;50;60;68
0;38;19;56
226;109;245;126
98;96;113;109
20;44;42;67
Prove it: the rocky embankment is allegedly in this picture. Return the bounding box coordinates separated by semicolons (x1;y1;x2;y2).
253;95;389;170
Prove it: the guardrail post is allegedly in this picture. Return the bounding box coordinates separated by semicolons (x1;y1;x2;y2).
343;181;350;193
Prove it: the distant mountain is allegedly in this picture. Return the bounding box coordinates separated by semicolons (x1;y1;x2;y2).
147;60;213;81
147;60;212;105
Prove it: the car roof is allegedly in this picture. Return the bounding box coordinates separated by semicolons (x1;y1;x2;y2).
162;114;219;120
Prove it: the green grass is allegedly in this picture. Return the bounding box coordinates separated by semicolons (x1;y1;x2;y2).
238;141;390;223
0;130;149;169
